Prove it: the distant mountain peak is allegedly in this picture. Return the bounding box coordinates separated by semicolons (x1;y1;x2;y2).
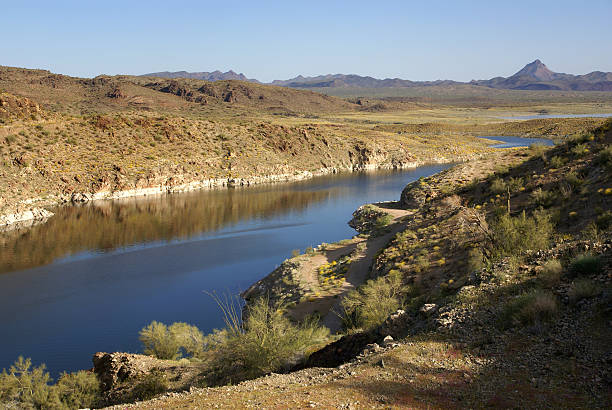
513;59;557;81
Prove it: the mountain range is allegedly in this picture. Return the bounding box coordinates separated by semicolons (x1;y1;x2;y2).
143;60;612;91
142;70;260;83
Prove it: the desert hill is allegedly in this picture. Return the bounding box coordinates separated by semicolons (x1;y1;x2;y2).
0;66;356;116
141;70;259;83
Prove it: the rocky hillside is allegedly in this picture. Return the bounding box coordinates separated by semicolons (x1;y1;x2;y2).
96;120;611;409
141;70;259;83
0;66;355;115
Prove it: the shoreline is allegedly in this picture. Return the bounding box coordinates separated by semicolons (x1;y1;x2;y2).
0;155;480;231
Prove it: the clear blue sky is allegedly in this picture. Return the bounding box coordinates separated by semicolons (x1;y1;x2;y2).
2;0;611;82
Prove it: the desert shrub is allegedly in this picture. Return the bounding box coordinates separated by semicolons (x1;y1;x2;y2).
169;322;205;358
596;211;612;231
530;188;556;208
528;143;548;158
139;321;204;360
569;254;603;277
571;143;590;157
374;213;393;230
538;259;563;287
597;144;612;169
0;357;61;409
140;321;181;360
212;297;329;380
305;246;315;255
55;370;100;409
565;172;583;190
489;177;506;194
131;369;168;401
582;222;603;242
507;177;524;192
291;249;301;257
490;210;553;259
4;135;16;145
499;290;558;328
568;279;601;304
341;270;407;331
549;155;566;168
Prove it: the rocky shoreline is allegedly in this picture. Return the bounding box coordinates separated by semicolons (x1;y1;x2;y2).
0;155;478;231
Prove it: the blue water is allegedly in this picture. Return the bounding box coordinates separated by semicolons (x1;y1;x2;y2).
479;136;555;149
498;113;612;120
1;164;454;377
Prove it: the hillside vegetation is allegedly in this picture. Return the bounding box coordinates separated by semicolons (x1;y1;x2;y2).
89;119;611;409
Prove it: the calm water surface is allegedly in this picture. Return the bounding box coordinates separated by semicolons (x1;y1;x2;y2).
479;136;555;148
1;164;455;377
498;113;612;120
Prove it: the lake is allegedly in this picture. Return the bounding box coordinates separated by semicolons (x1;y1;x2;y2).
1;164;455;377
0;135;545;377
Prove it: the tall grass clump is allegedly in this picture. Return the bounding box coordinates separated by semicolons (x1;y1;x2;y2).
568;279;601;305
341;270;407;331
489;177;507;194
210;295;329;381
499;290;558;329
569;254;603;277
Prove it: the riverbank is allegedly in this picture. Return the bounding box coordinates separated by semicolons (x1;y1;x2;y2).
0;148;487;230
242;148;532;332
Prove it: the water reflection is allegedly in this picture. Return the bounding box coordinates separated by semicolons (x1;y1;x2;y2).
0;185;335;273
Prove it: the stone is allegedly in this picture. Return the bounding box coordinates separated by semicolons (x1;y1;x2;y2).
382;335;394;346
420;303;438;315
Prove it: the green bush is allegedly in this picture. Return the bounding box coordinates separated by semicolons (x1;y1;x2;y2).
56;370;101;409
374;213;393;230
0;357;101;409
568;279;601;304
341;270;407;331
0;357;60;408
571;143;590;157
549;156;566;168
489;177;507;194
597;144;612;169
499;290;558;328
212;297;329;381
530;188;556;208
565;172;583;190
569;254;603;277
139;321;204;360
528;143;548;158
507;177;524;192
490;210;554;259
